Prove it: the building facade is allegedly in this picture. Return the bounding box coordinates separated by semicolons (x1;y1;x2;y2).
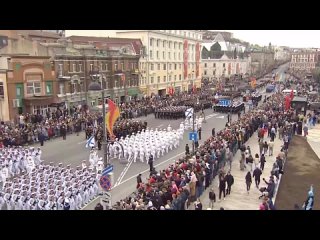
289;52;318;71
274;46;291;61
0;56;10;122
202;54;251;81
116;30;203;96
6;55;59;121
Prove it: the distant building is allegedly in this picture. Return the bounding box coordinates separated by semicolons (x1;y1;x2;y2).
274;46;291;61
116;30;203;96
290;52;318;71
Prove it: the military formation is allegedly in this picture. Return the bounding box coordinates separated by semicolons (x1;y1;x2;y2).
154;106;188;119
0;147;103;210
110;125;184;163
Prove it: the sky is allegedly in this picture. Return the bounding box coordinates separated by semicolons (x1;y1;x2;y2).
66;30;320;48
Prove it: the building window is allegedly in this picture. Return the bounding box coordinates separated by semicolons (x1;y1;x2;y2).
100;63;103;71
204;70;207;75
131;63;134;70
58;64;63;76
179;53;181;60
163;41;166;48
213;63;216;67
150;50;153;59
179;74;181;80
174;52;176;60
169;75;171;81
115;63;118;70
204;63;207;68
27;81;41;95
157;51;159;59
150;38;153;46
106;64;109;71
0;82;4;98
121;63;124;71
223;63;225;68
169;64;171;70
163;76;166;82
151;77;154;84
174;64;177;70
16;86;21;97
157;39;160;47
163;63;166;70
150;64;154;71
157;76;160;83
46;82;53;95
174;75;176;81
163;51;165;59
179;64;182;69
72;64;76;72
157;64;160;70
59;83;64;95
168;52;171;59
79;64;82;72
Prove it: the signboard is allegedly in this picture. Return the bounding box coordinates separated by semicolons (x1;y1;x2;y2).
189;132;198;141
99;175;112;191
102;165;114;176
219;99;231;106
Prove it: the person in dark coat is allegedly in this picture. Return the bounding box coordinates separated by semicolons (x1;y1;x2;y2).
136;173;142;189
253;167;262;188
185;144;190;155
225;171;234;195
245;171;252;194
263;177;275;199
148;154;154;172
218;173;226;201
94;203;104;210
208;188;216;208
198;127;202;140
260;154;266;171
212;128;215;137
38;132;45;146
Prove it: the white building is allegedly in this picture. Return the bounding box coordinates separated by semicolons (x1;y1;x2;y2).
274;46;291;61
116;30;203;95
202;53;251;81
290;52;318;71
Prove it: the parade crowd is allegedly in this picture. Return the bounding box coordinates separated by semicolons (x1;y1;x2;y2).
113;91;299;210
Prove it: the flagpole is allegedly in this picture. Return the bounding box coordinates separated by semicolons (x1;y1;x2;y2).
102;90;109;167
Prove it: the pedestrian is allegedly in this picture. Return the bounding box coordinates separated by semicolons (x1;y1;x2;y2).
198;127;202;140
268;139;274;156
208;188;216;209
263;141;268;155
238;111;241;120
260;153;266;171
94;203;104;210
148;154;154;172
245;171;252;194
194;141;199;149
258;139;264;156
38;132;45;147
136;173;142;189
185;144;190;155
303;124;308;138
194;198;202;210
227;113;230;123
218;173;226;201
246;154;254;172
252;167;262;188
254;153;260;169
302;185;314;210
212;128;215;137
225;171;234;195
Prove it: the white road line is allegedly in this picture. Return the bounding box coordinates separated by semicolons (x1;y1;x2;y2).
115;151;185;187
114;157;134;187
156;124;164;128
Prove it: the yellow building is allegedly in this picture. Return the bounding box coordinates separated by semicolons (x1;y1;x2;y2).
116;30;203;96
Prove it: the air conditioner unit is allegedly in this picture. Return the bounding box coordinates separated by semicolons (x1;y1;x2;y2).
13;99;21;108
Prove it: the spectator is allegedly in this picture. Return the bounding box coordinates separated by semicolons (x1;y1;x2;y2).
208;188;216;209
245;171;252;194
253;167;262;188
260;154;266;171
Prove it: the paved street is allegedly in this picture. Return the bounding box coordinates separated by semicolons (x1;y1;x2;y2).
38;64;288;210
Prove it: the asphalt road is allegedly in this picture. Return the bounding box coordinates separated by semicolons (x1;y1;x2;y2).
39;63;289;210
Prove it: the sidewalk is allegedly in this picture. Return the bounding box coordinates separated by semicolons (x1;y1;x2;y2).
189;133;283;210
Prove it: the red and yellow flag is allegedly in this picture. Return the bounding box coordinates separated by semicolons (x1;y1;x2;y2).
106;99;120;138
250;77;257;89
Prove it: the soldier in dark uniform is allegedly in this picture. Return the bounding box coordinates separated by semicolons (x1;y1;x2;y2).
95;127;103;150
60;123;67;140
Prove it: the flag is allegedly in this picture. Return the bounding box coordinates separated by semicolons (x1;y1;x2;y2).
250;77;256;89
185;108;194;118
285;95;291;110
86;135;95;148
106;99;120;138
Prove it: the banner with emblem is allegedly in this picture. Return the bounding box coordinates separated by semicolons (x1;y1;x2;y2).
106;99;120;138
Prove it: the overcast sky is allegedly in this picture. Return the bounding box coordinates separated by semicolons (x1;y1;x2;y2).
66;30;320;48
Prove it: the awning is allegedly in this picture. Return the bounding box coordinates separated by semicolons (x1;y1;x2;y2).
23;96;61;106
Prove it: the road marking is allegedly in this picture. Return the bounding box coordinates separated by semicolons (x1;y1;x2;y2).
216;116;225;119
116;151;185;187
156;124;164;128
206;113;219;119
114;157;134;187
78;140;88;145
